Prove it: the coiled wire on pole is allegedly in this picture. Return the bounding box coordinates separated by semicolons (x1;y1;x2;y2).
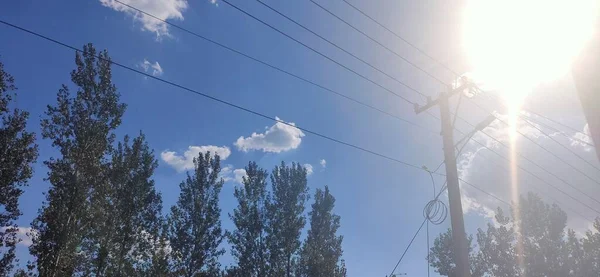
423;172;448;225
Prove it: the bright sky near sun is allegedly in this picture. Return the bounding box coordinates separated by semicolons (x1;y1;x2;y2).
2;0;600;276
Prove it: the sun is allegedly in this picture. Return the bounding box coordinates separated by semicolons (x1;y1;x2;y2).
463;0;598;106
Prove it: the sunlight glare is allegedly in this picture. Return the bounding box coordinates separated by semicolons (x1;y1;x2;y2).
463;0;598;105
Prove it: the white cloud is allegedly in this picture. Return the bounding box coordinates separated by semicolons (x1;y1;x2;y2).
570;123;594;152
140;59;163;76
100;0;188;38
303;164;313;176
220;166;247;185
320;159;327;168
234;117;305;153
233;169;247;184
161;145;231;172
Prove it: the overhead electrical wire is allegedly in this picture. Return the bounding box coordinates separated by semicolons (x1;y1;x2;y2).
0;19;441;176
389;176;513;276
340;0;457;76
487;93;600;173
333;0;600;180
521;114;594;148
4;4;598;277
475;149;596;224
220;0;600;223
219;0;426;104
307;0;450;87
466;131;600;215
253;0;430;101
217;0;600;221
1;23;524;277
111;0;439;135
7;6;595;275
526;109;593;140
390;139;511;276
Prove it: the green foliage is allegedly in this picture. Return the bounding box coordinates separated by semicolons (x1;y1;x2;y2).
103;133;163;276
30;43;126;276
266;162;309;277
168;152;226;276
228;162;269;277
298;186;345;277
0;60;38;276
147;223;172;277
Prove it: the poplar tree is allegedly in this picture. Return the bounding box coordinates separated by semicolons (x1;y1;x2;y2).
29;44;126;276
228;162;268;276
298;186;345;277
0;60;38;276
266;162;308;277
104;133;163;276
168;152;225;276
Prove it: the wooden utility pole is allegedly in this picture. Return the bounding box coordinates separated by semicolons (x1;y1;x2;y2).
415;84;472;277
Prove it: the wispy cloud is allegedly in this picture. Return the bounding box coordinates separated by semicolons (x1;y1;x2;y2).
320;159;327;168
140;59;163;76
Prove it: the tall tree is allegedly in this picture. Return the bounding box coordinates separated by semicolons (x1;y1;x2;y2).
228;162;268;276
168;152;226;276
0;60;38;276
266;162;309;277
29;44;126;276
104;133;163;276
298;186;345;277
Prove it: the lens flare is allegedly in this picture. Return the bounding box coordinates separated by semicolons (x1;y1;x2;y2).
463;0;598;273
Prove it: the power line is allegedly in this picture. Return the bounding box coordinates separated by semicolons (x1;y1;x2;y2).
253;0;429;101
0;19;439;176
442;100;600;214
336;0;598;176
340;0;593;161
390;141;509;276
304;0;600;191
526;109;592;140
307;0;450;87
521;114;594;148
477;94;600;182
340;0;458;76
521;116;599;169
474;149;596;224
110;0;438;135
262;0;600;269
467;131;600;215
219;0;424;104
389;176;512;276
389;218;427;277
327;0;600;227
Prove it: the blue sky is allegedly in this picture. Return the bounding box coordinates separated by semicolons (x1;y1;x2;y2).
2;0;600;276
